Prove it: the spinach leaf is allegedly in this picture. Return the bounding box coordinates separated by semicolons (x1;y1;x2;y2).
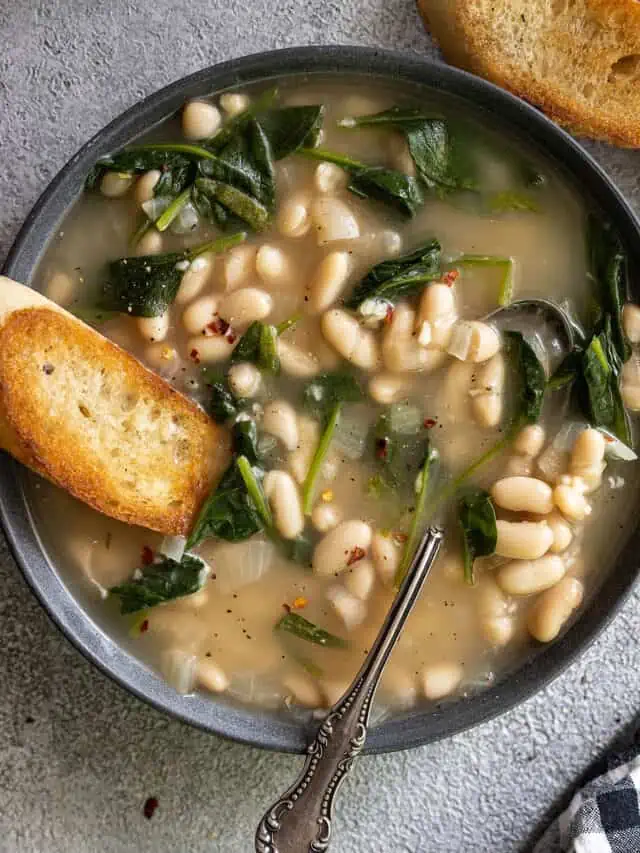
300;147;424;217
488;192;539;214
85;147;197;194
110;554;207;614
258;106;324;159
279;534;314;568
589;215;630;363
206;87;279;151
236;454;273;528
458;490;497;585
231;321;280;373
369;409;431;493
276;612;347;648
100;232;245;317
345;239;441;309
504;330;546;426
206;379;239;424
395;442;439;585
232;418;260;463
192;177;270;231
578;321;631;445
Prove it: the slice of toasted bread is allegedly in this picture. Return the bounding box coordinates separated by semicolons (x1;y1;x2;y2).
0;277;229;536
418;0;640;147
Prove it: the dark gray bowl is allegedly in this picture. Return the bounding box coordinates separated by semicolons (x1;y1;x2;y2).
3;46;640;755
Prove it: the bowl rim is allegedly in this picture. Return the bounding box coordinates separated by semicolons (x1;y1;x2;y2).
3;45;640;755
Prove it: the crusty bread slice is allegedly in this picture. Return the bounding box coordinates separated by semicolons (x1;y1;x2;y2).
418;0;640;147
0;277;229;536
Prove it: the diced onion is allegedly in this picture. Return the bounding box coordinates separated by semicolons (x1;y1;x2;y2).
170;201;199;234
159;535;187;562
227;673;282;709
599;429;638;461
212;539;275;594
536;422;584;482
160;649;197;695
333;406;369;459
141;196;170;222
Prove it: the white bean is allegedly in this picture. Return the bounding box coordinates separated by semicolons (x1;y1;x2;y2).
553;484;591;521
368;373;413;405
264;470;304;540
45;271;75;306
371;532;401;585
421;663;463;700
134;169;162;205
255;245;291;288
321;309;380;371
471;354;505;428
313;520;373;576
263;400;299;451
187;334;236;363
417;283;457;349
326;586;367;630
308;251;351;314
219;288;272;329
277;339;321;378
490;476;553;514
314;162;348;193
137;311;169;343
227;362;261;398
447;321;501;363
135;229;164;256
311;197;360;245
547;513;573;553
100;171;133;198
283;673;322;708
289;415;319;484
220;92;250;116
144;342;178;372
570;428;605;471
182;100;221;139
495;520;553;559
223;245;257;291
344;559;376;601
277;193;311;237
621;357;640;410
196;659;229;693
383;303;447;373
440;360;475;422
497;555;565;596
182;295;219;335
175;254;213;304
527;577;584;643
513;424;546;458
623;303;640;344
311;503;342;533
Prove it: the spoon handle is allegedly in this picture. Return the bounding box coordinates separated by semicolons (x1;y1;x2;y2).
255;526;444;853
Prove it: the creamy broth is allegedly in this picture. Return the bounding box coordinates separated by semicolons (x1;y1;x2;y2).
25;76;640;716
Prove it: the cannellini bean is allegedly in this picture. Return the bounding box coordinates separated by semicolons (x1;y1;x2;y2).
497;555;565;596
308;251;351;314
471;353;505;428
220;92;250;116
344;559;376;601
321;309;380;371
182;100;221;139
263;400;299;451
45;271;75;306
283;673;322;708
547;513;573;553
137;311;169;343
326;585;367;630
421;663;463;700
196;659;229;693
219;288;272;329
187;334;236;363
417;283;457;350
368;373;413;405
289;415;320;484
371;532;401;585
277;193;311;237
623;303;640;344
313;520;373;576
277;339;321;378
447;321;501;363
527;577;584;643
182;295;219;335
175;254;213;304
553;484;591;521
514;424;546;458
264;470;304;540
495;520;553;559
621;357;640;410
255;245;291;287
570;428;605;471
135;229;164;256
311;197;360;245
491;476;553;514
440;360;475;422
383;303;447;373
223;244;257;291
100;171;133;197
314;162;348;193
311;502;342;533
144;342;178;371
134;169;161;205
227;362;261;398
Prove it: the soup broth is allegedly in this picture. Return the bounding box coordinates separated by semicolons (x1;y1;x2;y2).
25;75;640;716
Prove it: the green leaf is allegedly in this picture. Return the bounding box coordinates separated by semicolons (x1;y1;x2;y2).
276;612;347;648
187;462;262;548
85;147;197;193
237;455;273;528
345;239;441;309
454;254;514;306
458;490;497;585
303;371;364;420
258;105;325;159
232;418;260;464
110;554;207;614
395;443;439;586
488;191;539;213
504;330;546;426
588;216;630;363
579;323;631;445
205;379;238;424
302;403;341;515
230;321;280;374
206;87;279;151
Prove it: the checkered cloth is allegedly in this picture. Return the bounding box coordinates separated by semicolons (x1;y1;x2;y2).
534;754;640;853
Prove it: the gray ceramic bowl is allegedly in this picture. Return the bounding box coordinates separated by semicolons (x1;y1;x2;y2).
3;46;640;754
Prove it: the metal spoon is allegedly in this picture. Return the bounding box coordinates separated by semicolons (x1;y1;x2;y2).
485;297;577;369
255;526;444;853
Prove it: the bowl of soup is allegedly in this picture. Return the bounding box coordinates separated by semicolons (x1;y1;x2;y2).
3;47;640;753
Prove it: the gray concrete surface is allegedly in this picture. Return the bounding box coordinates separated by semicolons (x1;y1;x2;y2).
1;2;639;851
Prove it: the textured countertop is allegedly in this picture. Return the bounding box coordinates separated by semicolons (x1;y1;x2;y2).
1;2;640;851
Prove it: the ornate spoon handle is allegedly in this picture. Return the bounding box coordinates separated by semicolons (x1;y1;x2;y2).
255;526;444;853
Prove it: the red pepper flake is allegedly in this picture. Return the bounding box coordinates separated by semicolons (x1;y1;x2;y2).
384;305;394;326
603;434;615;443
141;546;154;565
423;417;437;429
347;546;366;566
140;619;149;634
392;531;408;545
226;330;237;344
442;269;459;286
206;316;230;336
143;797;159;820
189;348;201;364
375;437;389;460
